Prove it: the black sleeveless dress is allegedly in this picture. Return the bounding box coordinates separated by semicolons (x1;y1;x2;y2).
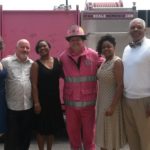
34;58;65;135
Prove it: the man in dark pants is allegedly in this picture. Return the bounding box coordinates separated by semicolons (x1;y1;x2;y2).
2;39;33;150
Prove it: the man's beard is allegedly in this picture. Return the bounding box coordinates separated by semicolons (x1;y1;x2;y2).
19;53;28;61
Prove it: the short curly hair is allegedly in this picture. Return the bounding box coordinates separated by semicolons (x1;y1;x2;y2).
35;40;51;54
96;34;116;55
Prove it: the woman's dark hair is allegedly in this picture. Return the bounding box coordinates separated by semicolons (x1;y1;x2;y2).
96;34;116;55
35;40;51;53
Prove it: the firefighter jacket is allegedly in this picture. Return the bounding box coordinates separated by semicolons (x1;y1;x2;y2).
60;47;99;107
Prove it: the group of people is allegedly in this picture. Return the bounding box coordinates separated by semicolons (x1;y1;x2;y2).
0;17;150;150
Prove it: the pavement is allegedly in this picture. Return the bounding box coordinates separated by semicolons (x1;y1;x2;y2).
0;139;130;150
0;139;70;150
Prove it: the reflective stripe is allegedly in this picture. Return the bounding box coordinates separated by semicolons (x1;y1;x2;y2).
65;76;97;83
65;100;96;107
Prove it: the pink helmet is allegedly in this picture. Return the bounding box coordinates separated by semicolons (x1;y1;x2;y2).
66;25;86;41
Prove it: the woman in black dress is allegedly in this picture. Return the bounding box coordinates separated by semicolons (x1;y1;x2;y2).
31;40;65;150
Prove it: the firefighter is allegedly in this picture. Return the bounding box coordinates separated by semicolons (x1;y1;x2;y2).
60;25;99;150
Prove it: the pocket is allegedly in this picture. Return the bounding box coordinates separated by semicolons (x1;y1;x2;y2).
81;88;97;95
81;88;97;100
143;98;150;115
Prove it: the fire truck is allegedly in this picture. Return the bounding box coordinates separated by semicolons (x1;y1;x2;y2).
82;1;150;57
0;1;150;59
0;1;150;111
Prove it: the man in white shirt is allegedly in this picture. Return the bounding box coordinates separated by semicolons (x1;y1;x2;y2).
122;18;150;150
2;39;33;150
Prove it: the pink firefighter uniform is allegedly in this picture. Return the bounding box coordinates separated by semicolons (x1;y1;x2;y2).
60;25;99;150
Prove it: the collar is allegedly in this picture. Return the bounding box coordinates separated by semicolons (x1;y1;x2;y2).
12;54;32;63
129;37;144;48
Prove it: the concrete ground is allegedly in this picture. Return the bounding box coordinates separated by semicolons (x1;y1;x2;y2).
0;140;70;150
0;133;130;150
0;139;129;150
